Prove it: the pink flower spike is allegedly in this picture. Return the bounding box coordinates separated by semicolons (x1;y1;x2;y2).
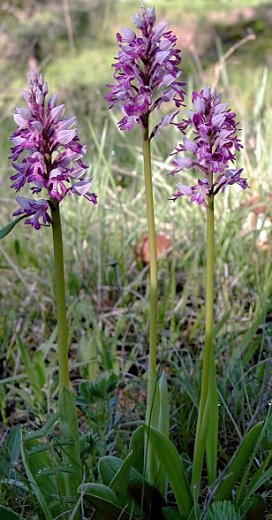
169;87;248;205
105;4;185;136
10;70;97;229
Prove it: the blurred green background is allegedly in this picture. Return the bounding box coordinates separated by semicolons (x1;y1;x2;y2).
1;0;272;124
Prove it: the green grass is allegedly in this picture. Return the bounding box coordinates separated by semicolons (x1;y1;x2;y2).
0;0;272;517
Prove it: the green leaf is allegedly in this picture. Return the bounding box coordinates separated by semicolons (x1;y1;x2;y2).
21;434;54;520
0;506;21;520
98;453;144;516
144;426;193;518
59;386;82;498
0;215;26;240
215;422;264;502
129;424;145;474
79;483;131;519
110;451;134;493
98;456;122;486
109;451;138;508
99;452;135;496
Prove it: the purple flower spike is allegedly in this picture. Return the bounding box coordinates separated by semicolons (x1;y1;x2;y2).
170;87;248;204
10;70;97;229
105;4;185;137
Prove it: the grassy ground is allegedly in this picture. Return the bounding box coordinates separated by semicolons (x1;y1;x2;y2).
0;0;272;516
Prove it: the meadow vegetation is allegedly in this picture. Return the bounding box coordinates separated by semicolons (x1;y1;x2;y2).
0;0;271;518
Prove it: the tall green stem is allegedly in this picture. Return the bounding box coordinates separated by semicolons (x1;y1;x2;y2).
51;203;69;388
191;185;218;497
51;203;82;507
143;124;158;483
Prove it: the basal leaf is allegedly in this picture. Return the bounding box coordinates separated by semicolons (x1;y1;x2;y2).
144;426;193;518
21;435;54;520
59;386;82;498
129;424;145;474
98;456;122;486
79;483;131;519
110;450;135;494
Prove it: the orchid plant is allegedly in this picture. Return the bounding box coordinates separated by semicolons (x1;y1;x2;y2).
1;70;97;516
170;87;248;498
105;4;185;484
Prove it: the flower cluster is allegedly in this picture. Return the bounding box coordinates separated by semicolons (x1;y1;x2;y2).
170;87;248;205
10;70;97;229
105;4;185;136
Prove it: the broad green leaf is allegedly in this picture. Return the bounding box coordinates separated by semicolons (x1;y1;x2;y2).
110;451;142;514
107;452;134;493
215;422;264;502
144;426;193;518
0;215;26;240
79;483;131;519
129;424;144;474
98;456;122;486
59;386;82;498
0;506;21;519
21;435;53;520
98;453;143;516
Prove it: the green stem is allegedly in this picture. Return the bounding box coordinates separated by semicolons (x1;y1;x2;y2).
51;203;69;388
191;187;218;496
51;204;82;512
143;124;158;484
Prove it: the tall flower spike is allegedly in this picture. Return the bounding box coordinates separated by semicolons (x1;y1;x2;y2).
105;4;185;137
170;87;248;204
10;70;97;229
